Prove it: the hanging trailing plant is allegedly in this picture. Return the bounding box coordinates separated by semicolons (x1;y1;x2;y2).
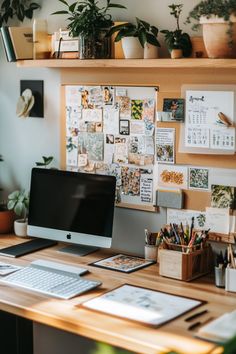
0;0;40;27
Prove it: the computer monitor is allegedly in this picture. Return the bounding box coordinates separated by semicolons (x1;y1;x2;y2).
27;168;116;255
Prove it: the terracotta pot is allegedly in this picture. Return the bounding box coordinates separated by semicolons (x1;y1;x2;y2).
144;43;158;59
0;210;15;234
171;48;183;59
200;15;236;58
121;37;144;59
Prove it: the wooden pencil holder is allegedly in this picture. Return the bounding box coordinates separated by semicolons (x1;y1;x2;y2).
159;243;213;281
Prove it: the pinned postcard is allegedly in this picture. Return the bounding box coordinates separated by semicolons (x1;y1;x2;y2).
130;120;146;135
189;167;209;190
87;133;104;161
156;128;175;164
121;167;141;196
157;111;178;122
211;184;236;209
103;107;119;135
114;136;128;163
116;96;131;119
206;207;230;234
131;99;143;120
82;108;102;122
158;164;188;189
88;86;103;108
66;106;82;126
142;99;155;122
65;85;82;106
119;120;130;135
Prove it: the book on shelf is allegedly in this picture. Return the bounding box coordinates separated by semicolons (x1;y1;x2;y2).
0;26;16;62
8;27;33;59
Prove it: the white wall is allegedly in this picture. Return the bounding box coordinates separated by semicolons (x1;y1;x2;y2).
0;0;201;254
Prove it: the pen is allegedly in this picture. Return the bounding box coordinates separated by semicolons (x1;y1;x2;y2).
185;309;208;322
187;317;214;331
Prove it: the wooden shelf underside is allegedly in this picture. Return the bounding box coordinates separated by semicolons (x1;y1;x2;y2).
16;58;236;69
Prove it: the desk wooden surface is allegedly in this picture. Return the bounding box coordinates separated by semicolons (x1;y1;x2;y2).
0;236;235;354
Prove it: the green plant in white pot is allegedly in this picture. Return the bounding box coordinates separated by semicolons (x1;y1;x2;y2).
7;190;29;237
186;0;236;58
109;18;160;59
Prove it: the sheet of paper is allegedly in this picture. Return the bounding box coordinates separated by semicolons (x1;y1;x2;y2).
167;208;207;230
121;167;141;196
66;136;78;167
130;121;145;135
206;207;230;234
156;128;175;164
0;262;22;276
82;108;102;122
142;98;155;122
158;164;188;189
185;90;235;150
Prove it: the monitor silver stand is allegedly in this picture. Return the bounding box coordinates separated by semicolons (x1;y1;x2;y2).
59;244;99;257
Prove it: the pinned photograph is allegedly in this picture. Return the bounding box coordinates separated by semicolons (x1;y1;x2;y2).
119;119;130;135
142;98;155;122
102;86;115;105
156;128;175;164
189;168;209;190
163;98;185;121
106;134;114;144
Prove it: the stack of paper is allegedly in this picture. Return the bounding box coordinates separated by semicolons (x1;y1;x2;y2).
196;310;236;343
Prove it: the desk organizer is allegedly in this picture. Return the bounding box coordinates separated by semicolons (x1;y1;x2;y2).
225;268;236;292
159;243;212;281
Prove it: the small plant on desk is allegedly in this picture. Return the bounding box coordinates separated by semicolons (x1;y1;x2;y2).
7;190;29;237
35;155;54;168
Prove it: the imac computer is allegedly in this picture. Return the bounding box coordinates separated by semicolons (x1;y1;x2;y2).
27;168;116;256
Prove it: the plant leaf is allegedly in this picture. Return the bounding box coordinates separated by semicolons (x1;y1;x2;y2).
51;10;69;15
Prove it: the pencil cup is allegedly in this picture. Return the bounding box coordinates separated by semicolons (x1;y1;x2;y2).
214;266;225;288
144;245;158;262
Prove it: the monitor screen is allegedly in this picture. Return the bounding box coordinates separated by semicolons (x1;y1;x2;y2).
28;168;116;248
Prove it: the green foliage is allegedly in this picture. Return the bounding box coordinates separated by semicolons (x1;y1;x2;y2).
92;342;131;354
108;17;160;48
161;4;192;57
0;0;40;27
0;155;6;211
186;0;236;30
7;190;29;222
224;335;236;354
35;156;54;168
52;0;126;38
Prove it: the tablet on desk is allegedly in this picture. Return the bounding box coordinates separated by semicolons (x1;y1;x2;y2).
82;284;204;326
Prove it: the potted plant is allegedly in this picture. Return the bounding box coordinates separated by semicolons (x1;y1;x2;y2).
186;0;236;58
109;17;160;59
161;4;192;59
35;155;54;168
0;155;15;234
52;0;126;59
7;190;29;237
0;0;40;27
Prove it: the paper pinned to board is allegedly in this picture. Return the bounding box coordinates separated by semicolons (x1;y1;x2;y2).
205;207;230;234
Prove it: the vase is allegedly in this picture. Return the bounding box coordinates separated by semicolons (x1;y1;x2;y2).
144;43;158;59
121;37;144;59
79;31;111;59
144;245;158;262
200;15;236;58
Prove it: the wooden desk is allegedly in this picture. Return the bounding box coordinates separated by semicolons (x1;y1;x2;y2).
0;235;234;354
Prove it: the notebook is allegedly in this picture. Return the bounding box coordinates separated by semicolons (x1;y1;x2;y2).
196;310;236;343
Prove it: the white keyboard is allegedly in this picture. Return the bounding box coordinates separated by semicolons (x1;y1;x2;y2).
1;259;102;299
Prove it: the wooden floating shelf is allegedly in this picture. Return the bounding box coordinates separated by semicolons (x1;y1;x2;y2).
16;58;236;69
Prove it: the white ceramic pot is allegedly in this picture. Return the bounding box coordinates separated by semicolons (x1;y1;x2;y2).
200;15;236;58
121;37;144;59
14;219;28;237
144;43;158;59
144;245;158;262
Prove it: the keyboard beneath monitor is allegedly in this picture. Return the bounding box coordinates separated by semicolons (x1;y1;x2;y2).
1;259;102;299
